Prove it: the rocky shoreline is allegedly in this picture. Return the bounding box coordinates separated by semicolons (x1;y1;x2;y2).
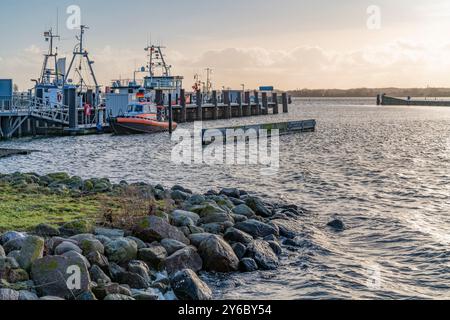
0;172;319;301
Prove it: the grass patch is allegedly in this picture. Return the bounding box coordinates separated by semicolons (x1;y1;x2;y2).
0;182;103;232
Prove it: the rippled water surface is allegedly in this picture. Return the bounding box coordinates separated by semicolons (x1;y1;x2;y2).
1;98;450;299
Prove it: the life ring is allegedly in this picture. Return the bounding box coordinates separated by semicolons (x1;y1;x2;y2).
57;92;63;103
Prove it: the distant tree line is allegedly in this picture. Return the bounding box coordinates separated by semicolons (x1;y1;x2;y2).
288;88;450;98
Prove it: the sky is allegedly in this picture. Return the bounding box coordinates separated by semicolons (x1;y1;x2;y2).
2;0;450;90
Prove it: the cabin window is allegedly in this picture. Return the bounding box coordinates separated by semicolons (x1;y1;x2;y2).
134;105;143;113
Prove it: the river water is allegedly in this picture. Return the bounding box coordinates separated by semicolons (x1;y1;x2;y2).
1;98;449;299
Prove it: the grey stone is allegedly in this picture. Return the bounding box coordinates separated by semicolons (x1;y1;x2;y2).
94;227;125;239
231;243;247;260
0;245;4;258
232;204;256;218
161;239;187;255
224;227;253;245
165;247;202;275
245;197;273;217
79;238;105;255
268;240;283;256
90;265;111;284
16;236;45;271
235;220;279;238
0;231;26;245
92;282;131;300
19;290;39;300
31;255;91;299
0;288;20;300
138;246;167;270
188;233;215;248
86;251;109;269
246;240;279;270
55;241;82;256
198;235;239;273
33;224;60;237
126;236;147;250
171;269;212;301
327;219;345;232
104;294;135;300
134;216;189;245
105;238;138;264
239;258;259;272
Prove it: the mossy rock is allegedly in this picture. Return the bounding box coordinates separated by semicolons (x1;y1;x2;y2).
60;220;94;235
46;173;71;182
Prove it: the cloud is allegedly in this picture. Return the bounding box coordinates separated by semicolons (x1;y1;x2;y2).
5;40;450;90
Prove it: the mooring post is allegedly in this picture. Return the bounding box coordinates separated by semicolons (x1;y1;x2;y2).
180;89;186;123
168;93;173;134
237;91;243;117
212;90;218;120
254;91;261;115
196;90;202;121
223;90;231;119
67;87;77;130
244;91;251;116
262;92;268;115
282;92;289;113
272;93;279;114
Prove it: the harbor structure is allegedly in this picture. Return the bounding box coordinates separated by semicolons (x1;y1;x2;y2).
377;94;450;107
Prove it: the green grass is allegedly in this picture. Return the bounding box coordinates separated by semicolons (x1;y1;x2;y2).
0;182;103;232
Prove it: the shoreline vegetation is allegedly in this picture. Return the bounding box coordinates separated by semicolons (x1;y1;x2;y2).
288;87;450;98
0;172;341;301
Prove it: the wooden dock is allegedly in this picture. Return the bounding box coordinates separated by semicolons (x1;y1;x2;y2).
378;94;450;107
202;119;316;145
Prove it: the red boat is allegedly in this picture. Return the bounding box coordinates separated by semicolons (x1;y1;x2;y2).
109;103;177;135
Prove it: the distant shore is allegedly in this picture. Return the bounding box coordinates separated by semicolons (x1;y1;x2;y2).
288;87;450;98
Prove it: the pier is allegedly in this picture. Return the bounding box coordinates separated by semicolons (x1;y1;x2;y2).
377;94;450;107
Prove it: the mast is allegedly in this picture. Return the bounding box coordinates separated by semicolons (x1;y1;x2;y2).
144;45;171;77
40;29;60;85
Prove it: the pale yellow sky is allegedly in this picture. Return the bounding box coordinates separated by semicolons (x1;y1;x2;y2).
2;0;450;90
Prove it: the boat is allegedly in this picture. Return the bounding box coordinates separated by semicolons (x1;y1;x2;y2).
109;102;177;135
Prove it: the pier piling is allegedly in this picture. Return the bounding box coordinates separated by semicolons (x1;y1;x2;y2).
196;90;202;121
262;92;269;115
273;93;279;114
212;90;218;120
282;92;289;113
180;89;186;123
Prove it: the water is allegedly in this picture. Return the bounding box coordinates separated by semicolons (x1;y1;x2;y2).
1;98;450;299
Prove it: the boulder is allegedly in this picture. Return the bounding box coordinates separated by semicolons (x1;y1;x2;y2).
171;190;190;202
69;233;95;243
231;243;247;260
131;288;161;301
199;212;233;225
79;238;105;255
3;237;27;253
55;241;82;256
7;268;29;283
62;251;91;269
235;220;279;238
0;245;4;257
86;251;109;269
90;265;111;284
268;241;283;256
246;240;279;270
271;219;301;239
134;216;189;245
188;202;228;218
94;227;125;239
0;231;26;245
92;283;131;300
224;228;253;245
59;220;93;236
116;271;150;290
0;288;20;300
188;233;215;248
104;294;135;301
201;223;224;235
138;246;167;270
327;219;345;232
16;236;44;271
126;237;146;250
171;269;212;300
172;210;201;226
46;237;77;253
219;188;241;199
245;197;272;217
104;238;138;264
239;258;259;273
19;290;39;300
161;239;187;255
128;260;151;283
165;247;202;275
232;204;256;218
197;235;239;272
33;224;60;237
31;255;91;299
